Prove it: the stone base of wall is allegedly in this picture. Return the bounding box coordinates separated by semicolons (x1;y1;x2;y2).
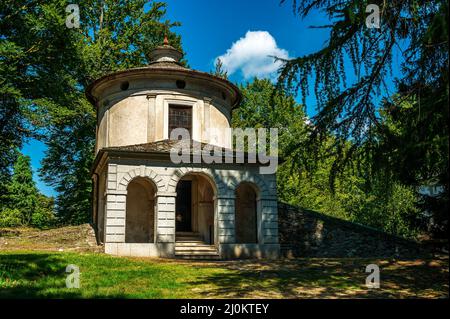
105;243;174;257
220;244;280;259
278;202;432;258
104;243;279;259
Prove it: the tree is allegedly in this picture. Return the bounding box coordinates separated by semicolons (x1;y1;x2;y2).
370;94;449;237
0;0;81;197
278;0;447;147
234;78;420;238
0;152;55;228
232;78;309;158
1;0;182;224
211;58;228;79
277;0;448;237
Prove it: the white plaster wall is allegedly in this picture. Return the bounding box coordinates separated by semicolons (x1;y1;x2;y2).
95;78;235;153
108;95;148;147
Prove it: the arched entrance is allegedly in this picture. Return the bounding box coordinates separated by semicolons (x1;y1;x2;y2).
175;173;216;244
125;177;156;243
235;182;258;243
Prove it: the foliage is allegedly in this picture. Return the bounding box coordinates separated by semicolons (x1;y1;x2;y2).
31;195;56;229
0;0;74;196
232;78;308;159
278;0;449;237
369;94;449;237
0;209;23;228
278;0;447;148
234;78;420;238
1;0;182;224
0;153;55;228
211;58;228;79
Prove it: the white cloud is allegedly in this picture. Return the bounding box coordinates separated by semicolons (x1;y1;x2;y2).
216;31;289;80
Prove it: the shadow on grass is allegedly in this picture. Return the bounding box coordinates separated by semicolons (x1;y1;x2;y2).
190;258;449;299
1;253;447;299
0;253;126;299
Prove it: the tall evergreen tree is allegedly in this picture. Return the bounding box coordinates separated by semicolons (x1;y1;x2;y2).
5;153;38;225
0;152;55;228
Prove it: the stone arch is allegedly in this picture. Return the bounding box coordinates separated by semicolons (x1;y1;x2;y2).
167;167;226;196
117;166;166;192
228;172;270;199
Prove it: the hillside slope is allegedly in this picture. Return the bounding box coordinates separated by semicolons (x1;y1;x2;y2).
0;224;101;253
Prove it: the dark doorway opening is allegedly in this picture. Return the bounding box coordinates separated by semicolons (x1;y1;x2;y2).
176;180;192;231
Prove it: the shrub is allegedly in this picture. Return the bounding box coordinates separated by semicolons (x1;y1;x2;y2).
0;208;23;227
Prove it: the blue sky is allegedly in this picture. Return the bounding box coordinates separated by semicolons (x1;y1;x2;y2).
164;0;329;82
22;0;400;197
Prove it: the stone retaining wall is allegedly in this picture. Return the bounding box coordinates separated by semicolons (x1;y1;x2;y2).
278;202;432;258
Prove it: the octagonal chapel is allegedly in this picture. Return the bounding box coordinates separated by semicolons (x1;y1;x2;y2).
87;40;279;259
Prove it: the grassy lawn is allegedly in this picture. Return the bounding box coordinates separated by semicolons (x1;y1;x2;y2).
0;250;448;298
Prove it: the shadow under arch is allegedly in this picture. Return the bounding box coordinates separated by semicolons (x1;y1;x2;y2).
125;176;157;243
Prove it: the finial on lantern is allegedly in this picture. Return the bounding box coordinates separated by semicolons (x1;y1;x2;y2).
147;36;183;63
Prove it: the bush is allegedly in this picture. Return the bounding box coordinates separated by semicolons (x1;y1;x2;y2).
31;209;56;229
0;208;23;227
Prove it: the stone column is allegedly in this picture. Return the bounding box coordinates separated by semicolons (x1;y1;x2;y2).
217;196;235;243
92;173;98;231
104;164;127;244
155;192;176;256
104;190;127;243
146;93;157;142
203;97;211;144
260;198;279;244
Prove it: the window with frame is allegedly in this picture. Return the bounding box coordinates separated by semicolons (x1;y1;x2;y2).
169;105;192;139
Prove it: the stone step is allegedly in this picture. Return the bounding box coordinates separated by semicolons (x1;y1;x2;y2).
175;251;219;257
175;254;221;260
175;242;213;247
175;238;204;243
174;234;219;260
175;246;217;252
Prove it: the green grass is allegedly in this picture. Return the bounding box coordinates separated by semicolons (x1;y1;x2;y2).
0;250;448;299
0;251;227;298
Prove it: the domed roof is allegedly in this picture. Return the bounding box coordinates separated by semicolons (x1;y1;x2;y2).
86;38;241;108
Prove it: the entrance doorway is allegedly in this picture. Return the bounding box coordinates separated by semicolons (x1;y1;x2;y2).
175;180;192;231
175;174;216;244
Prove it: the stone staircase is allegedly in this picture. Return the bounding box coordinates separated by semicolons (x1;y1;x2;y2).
175;232;220;260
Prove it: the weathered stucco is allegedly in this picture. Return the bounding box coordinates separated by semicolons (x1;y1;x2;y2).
95;89;233;151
